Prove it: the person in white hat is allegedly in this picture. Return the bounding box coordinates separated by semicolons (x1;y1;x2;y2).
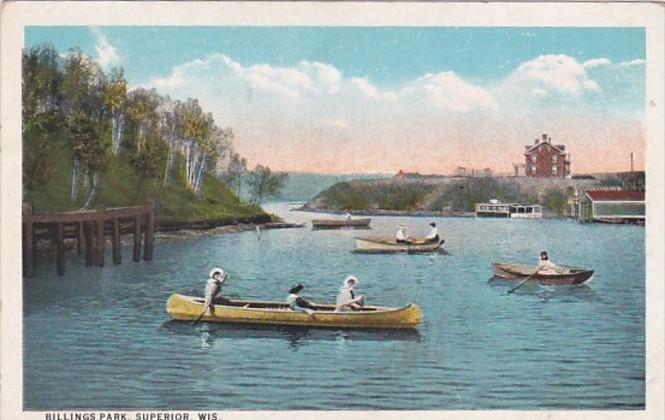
204;267;230;314
395;224;409;244
335;275;365;312
425;222;440;243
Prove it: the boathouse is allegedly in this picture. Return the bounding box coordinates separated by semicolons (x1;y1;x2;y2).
578;190;645;224
475;199;543;219
524;133;571;178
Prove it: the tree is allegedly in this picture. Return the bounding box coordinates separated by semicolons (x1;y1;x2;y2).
103;68;127;155
246;165;288;205
226;152;247;202
22;44;64;191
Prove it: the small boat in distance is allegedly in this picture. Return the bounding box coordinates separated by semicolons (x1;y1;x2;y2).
166;294;421;329
354;236;445;254
492;262;594;285
312;218;372;230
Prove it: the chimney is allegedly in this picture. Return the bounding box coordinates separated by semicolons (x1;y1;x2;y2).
534;138;539;145
542;133;547;142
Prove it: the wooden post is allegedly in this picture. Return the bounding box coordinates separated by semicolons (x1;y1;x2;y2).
143;199;155;261
84;221;94;267
55;222;65;276
112;219;121;265
77;222;84;255
22;202;35;278
95;205;106;267
133;215;142;262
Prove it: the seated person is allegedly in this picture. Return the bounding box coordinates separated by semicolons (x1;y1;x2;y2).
204;267;231;314
286;284;317;315
335;275;365;312
537;251;563;273
395;224;410;244
424;222;440;243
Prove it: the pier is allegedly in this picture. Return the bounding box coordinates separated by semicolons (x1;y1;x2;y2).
22;200;156;277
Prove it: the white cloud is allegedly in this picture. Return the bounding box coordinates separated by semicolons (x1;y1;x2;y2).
90;27;121;69
618;58;645;67
404;71;498;112
508;54;599;94
583;58;612;69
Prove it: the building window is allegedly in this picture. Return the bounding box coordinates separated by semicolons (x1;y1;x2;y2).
552;166;558;175
552;155;558;163
531;155;537;163
531;165;536;174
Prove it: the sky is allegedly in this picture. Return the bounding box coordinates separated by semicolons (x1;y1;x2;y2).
25;26;646;174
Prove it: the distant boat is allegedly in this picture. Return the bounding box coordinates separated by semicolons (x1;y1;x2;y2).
166;294;421;329
353;236;445;254
492;262;594;285
312;218;372;230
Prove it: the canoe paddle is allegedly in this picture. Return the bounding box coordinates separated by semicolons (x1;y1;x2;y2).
193;273;228;325
506;269;540;295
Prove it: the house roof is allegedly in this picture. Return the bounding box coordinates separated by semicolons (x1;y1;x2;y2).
585;190;645;202
524;141;566;156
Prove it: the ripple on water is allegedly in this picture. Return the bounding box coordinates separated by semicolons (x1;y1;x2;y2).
23;205;645;410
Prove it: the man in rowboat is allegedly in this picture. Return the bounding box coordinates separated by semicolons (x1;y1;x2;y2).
204;267;231;315
336;275;366;312
537;251;564;274
286;284;317;315
424;222;440;243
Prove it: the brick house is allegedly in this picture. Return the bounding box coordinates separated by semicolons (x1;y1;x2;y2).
524;134;571;178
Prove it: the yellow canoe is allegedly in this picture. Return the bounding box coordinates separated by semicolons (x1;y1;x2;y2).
166;293;422;329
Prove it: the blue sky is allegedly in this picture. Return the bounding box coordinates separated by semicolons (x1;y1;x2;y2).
24;26;646;173
26;26;644;86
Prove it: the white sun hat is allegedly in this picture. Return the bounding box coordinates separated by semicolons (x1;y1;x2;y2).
209;267;225;278
344;275;359;286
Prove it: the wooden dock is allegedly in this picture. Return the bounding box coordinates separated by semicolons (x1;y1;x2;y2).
22;200;156;277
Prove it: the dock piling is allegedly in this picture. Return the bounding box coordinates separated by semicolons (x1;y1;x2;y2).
143;199;155;261
55;223;65;276
112;219;121;265
23;202;35;278
133;215;142;262
94;205;106;267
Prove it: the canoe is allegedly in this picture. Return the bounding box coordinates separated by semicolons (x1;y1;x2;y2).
353;236;445;254
166;293;421;329
492;262;594;285
312;218;371;229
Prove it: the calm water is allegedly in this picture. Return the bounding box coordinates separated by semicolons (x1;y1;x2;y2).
24;203;645;410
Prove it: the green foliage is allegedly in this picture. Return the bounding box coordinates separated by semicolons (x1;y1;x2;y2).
246;165;289;205
542;188;567;214
323;181;434;211
22;43;265;222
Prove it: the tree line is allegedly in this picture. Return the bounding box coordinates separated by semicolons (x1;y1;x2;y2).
23;43;287;208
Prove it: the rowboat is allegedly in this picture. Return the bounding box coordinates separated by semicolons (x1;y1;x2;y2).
311;218;371;229
353;236;445;254
166;293;421;329
492;262;594;285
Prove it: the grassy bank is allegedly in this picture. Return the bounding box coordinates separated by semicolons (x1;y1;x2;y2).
24;138;268;226
304;175;635;217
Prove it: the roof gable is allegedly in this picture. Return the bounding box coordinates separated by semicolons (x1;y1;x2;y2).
524;141;565;155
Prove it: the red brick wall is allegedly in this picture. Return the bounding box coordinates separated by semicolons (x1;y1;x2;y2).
525;143;567;177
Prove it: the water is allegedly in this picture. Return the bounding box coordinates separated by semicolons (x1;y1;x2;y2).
23;203;645;410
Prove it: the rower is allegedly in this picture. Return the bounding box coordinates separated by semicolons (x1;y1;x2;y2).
537;251;562;273
344;212;352;221
396;224;409;244
204;267;231;314
425;222;440;243
286;284;317;315
335;275;365;312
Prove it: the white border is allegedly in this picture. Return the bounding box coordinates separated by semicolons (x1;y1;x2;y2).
1;2;664;420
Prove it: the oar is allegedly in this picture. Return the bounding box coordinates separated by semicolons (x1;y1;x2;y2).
506;269;540;295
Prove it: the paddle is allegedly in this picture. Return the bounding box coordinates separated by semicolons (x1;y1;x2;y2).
193;273;228;325
506;268;540;295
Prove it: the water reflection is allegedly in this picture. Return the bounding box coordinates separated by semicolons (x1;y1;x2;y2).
487;277;599;303
161;320;421;351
